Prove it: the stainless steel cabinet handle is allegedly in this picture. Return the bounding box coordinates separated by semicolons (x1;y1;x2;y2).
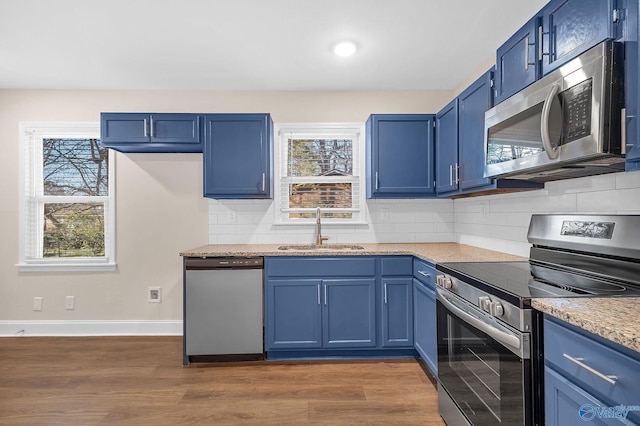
417;271;431;278
525;36;529;70
143;119;148;138
541;84;560;160
562;354;618;385
317;284;321;305
454;163;459;184
449;164;453;186
375;172;379;190
538;25;544;61
324;284;327;306
384;283;388;304
149;116;154;138
261;173;265;192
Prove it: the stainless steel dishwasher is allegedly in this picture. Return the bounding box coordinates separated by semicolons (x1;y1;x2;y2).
183;257;264;365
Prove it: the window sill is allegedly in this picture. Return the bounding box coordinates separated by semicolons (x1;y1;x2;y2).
17;262;117;273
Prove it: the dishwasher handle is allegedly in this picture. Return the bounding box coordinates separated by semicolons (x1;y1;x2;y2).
185;257;264;270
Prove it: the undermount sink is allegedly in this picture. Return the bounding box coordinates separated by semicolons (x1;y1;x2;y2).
278;244;365;251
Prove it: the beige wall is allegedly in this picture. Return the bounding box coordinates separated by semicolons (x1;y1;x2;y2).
0;89;452;323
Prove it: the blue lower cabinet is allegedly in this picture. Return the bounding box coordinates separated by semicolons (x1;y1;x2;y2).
265;277;376;351
381;278;413;348
544;317;640;425
413;258;437;376
323;279;376;348
265;256;419;357
265;279;322;350
413;278;437;377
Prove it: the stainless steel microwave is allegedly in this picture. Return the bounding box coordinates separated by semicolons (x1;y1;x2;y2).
484;41;625;182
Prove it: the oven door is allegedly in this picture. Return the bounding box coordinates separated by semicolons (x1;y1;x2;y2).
436;288;532;426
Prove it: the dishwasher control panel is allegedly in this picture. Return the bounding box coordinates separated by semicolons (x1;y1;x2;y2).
185;256;264;269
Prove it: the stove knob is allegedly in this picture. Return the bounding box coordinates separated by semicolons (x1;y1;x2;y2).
490;301;505;317
440;277;453;289
478;296;491;312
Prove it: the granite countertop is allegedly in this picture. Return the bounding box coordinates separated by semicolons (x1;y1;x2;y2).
532;298;640;353
180;242;639;353
179;242;526;264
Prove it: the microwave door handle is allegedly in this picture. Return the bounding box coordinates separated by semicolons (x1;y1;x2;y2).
436;288;522;354
541;83;560;160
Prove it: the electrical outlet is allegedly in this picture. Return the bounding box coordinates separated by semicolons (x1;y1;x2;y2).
148;287;162;303
33;297;43;311
380;208;389;221
65;296;75;310
228;211;237;223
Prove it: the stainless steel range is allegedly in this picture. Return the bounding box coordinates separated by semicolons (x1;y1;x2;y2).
435;215;640;426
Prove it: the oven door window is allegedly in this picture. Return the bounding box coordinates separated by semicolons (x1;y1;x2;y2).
437;300;528;425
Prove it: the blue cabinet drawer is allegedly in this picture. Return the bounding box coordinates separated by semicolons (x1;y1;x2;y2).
412;258;436;288
265;257;376;277
380;256;412;276
544;317;640;413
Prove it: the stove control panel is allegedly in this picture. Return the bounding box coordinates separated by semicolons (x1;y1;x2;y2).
437;273;531;332
436;275;453;289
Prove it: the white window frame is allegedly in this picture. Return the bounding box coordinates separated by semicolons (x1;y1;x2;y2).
17;122;116;272
274;123;367;225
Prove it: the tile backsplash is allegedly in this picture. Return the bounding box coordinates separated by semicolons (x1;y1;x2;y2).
208;171;640;256
455;171;640;257
208;198;455;245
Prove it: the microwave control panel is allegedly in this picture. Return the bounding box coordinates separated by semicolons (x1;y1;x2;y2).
562;78;593;143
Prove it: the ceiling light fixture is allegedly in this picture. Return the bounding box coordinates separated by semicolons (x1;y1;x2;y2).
333;41;357;57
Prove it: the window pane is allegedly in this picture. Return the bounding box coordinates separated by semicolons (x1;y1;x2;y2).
43;203;105;257
288;183;353;219
43;138;108;196
288;139;352;177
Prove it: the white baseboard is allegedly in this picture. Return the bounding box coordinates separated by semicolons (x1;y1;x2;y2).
0;320;183;337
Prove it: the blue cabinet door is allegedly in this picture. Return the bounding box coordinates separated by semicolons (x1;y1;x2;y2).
381;278;413;348
366;114;435;198
150;113;202;145
413;278;437;377
459;69;494;191
541;0;618;75
495;17;540;104
435;99;459;194
265;279;322;350
323;279;376;348
203;114;272;199
100;113;203;153
544;367;624;426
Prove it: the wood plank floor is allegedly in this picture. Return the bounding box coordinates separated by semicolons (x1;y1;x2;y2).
0;336;445;425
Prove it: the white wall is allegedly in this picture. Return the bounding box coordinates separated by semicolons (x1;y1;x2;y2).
455;171;640;257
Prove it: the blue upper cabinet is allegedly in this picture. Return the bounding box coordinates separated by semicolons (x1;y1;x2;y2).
366;114;436;198
203;113;272;199
495;17;541;104
541;0;619;75
100;113;203;153
435;99;459;195
458;70;494;191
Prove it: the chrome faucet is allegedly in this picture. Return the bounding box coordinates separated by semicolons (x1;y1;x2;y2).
315;207;329;245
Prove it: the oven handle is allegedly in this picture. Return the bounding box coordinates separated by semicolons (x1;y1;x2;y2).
437;288;522;353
